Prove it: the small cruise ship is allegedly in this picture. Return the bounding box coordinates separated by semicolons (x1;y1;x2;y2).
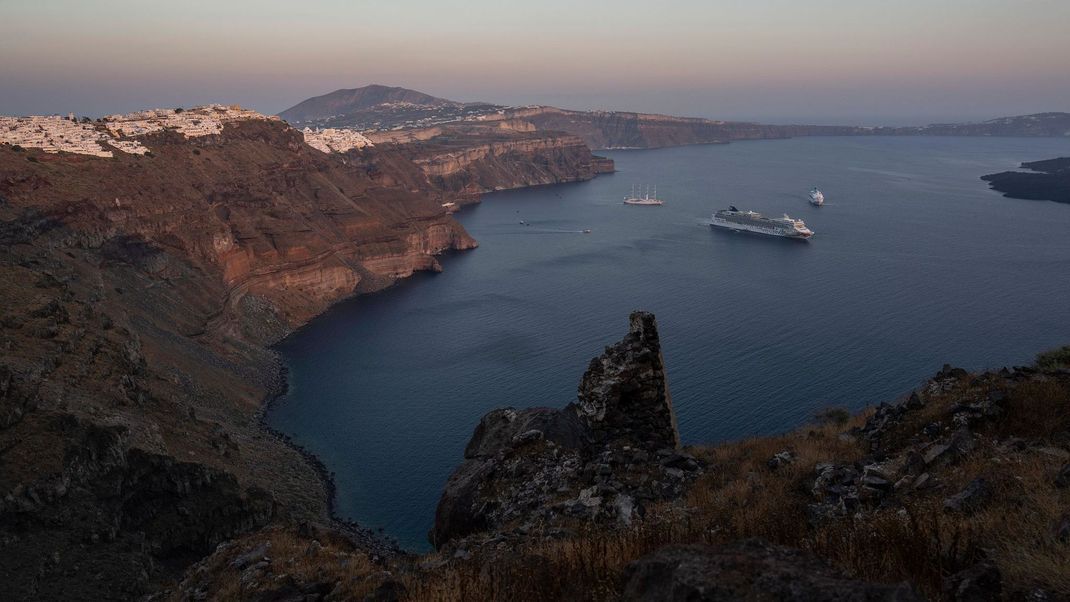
809;187;825;206
710;206;813;239
623;184;664;205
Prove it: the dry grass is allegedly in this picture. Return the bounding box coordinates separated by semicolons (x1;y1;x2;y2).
401;416;876;601
173;527;384;601
184;372;1070;601
998;379;1070;439
1037;346;1070;371
395;377;1070;601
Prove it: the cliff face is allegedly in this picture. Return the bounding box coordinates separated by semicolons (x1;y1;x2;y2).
0;110;616;597
495;107;1070;150
2;120;477;338
496;107;872;149
0;119;480;596
363;125;614;203
404;129;614;201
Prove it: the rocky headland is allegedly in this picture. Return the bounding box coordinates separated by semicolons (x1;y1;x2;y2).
0;107;612;599
982;157;1070;204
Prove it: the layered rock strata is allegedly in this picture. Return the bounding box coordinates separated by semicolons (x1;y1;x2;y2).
0;112;613;597
368;125;614;203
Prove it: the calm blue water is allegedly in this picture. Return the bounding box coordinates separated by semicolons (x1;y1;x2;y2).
267;136;1070;551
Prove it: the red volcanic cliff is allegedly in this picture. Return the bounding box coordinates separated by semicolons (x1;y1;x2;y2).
497;107;881;149
3;120;479;337
0;115;612;598
365;125;614;203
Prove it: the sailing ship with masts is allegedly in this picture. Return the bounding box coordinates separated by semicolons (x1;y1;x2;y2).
623;184;664;205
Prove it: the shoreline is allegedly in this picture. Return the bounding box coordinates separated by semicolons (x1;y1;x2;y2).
248;138;1070;556
253;238;485;556
258;355;407;557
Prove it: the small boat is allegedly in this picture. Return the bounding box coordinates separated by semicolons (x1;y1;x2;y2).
809;187;825;206
582;229;592;234
623;184;664;206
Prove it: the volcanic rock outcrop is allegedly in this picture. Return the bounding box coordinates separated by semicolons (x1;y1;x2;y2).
431;312;702;549
0;110;615;597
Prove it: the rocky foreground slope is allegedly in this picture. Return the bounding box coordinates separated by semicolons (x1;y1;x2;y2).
0;111;612;599
172;314;1070;601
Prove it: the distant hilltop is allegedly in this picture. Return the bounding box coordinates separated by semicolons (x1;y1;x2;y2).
898;112;1070;137
278;84;503;130
278;85;1070;149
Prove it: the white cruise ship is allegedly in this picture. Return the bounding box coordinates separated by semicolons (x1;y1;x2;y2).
809;187;825;206
710;206;813;239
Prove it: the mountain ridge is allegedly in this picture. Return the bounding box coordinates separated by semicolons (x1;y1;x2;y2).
278;85;1070;149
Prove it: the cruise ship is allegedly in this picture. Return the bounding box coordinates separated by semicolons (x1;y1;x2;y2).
710;206;813;239
809;187;825;206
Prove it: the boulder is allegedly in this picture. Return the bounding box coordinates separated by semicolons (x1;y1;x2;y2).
767;450;796;471
944;478;990;515
622;540;922;601
1055;464;1070;489
1054;514;1070;544
464;407;585;458
943;560;1002;601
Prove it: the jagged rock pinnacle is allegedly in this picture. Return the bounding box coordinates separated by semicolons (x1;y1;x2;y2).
576;311;680;450
431;312;696;548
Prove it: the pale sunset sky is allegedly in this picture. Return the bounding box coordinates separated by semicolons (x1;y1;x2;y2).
1;0;1068;124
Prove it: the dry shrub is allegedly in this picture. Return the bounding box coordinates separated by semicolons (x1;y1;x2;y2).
398;389;1070;601
404;417;873;601
177;527;383;602
1036;346;1070;371
999;379;1070;438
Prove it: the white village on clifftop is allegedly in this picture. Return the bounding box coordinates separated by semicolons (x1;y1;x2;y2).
300;127;374;153
0;105;305;158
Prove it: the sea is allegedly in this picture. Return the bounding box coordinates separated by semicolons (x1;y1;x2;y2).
266;135;1070;551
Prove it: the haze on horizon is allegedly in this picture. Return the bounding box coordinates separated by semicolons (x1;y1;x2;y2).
2;0;1068;126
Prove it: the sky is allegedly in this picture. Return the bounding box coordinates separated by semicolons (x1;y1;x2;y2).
1;0;1068;125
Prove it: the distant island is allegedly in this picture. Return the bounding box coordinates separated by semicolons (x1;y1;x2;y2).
982;157;1070;204
279;84;1070;150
